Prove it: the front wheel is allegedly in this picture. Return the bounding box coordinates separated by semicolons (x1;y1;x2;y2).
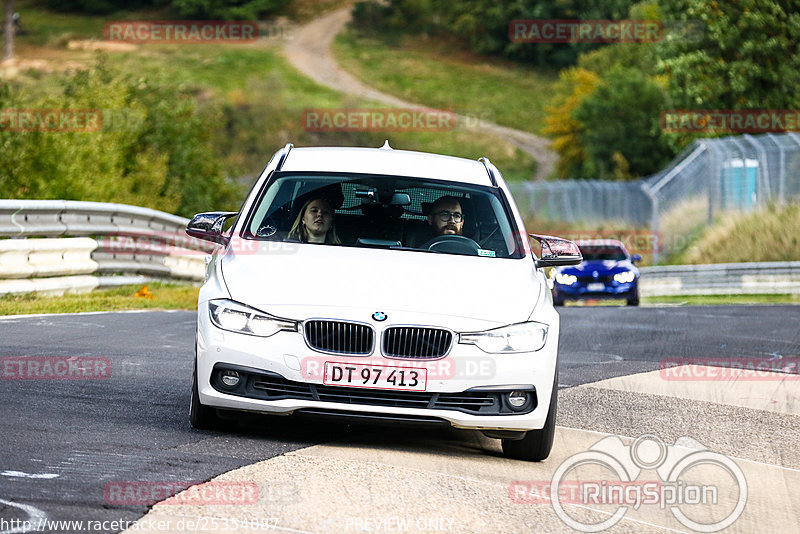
626;289;639;306
189;360;221;430
502;375;558;461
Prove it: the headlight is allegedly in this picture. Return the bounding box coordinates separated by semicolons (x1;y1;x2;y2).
555;272;578;285
613;270;636;284
208;299;297;337
459;322;548;353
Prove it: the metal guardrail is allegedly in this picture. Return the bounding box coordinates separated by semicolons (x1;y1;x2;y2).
639;261;800;296
2;200;798;297
0;200;211;295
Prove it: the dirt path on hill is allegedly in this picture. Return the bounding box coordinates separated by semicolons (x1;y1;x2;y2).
283;6;557;181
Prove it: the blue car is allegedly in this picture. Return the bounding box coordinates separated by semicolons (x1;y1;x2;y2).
551;239;641;306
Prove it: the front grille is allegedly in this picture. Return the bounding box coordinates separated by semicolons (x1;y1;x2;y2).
382;327;452;359
226;370;527;415
577;275;613;284
304;320;374;355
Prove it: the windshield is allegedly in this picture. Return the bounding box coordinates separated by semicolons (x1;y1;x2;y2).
579;245;628;262
243;172;523;259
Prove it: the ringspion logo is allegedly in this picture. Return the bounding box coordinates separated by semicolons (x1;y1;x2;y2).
518;434;747;532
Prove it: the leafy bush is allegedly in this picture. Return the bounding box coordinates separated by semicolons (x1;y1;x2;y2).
0;58;240;217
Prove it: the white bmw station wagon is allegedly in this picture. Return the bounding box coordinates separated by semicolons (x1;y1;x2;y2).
187;143;581;461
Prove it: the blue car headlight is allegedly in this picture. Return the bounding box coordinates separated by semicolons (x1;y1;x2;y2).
459;322;548;353
209;299;297;337
613;270;636;284
555;272;578;285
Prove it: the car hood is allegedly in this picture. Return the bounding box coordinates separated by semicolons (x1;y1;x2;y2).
219;244;540;328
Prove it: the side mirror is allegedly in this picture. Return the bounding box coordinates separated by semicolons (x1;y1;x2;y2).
631;254;642;264
529;234;583;268
186;211;238;245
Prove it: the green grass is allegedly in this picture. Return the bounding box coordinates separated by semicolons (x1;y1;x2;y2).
560;294;799;306
333;30;558;136
0;283;199;315
643;294;800;306
5;4;537;183
677;202;800;264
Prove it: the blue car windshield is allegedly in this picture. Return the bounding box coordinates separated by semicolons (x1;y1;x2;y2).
579;246;627;262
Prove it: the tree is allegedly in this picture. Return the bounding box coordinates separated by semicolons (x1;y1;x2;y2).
656;0;800;109
573;66;672;179
543;67;600;178
3;0;13;60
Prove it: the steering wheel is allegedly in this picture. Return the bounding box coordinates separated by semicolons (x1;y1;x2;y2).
421;234;481;255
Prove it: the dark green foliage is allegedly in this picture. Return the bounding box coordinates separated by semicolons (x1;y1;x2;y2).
349;0;640;68
42;0;164;15
656;0;800;109
573;67;672;179
0;59;240;217
168;0;290;19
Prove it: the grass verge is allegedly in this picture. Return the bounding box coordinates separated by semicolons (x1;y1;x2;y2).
562;294;799;306
0;283;199;316
644;294;800;306
5;4;536;183
333;30;557;136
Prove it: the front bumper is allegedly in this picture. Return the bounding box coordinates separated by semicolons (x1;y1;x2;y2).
196;303;559;432
554;280;637;299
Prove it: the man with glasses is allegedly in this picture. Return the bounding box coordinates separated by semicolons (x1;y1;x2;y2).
427;195;464;236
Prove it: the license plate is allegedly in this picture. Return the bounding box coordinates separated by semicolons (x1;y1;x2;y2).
323;362;427;391
587;282;605;291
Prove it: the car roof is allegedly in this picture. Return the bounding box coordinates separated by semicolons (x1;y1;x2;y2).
576;239;627;249
279;146;494;186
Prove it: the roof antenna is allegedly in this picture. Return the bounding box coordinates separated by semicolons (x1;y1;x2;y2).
380;140;392;150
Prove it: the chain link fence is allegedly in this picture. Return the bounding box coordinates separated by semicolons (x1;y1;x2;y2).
509;132;800;263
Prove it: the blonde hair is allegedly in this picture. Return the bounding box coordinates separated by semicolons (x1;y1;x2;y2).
288;197;341;244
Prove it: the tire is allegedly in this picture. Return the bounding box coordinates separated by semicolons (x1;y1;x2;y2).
189;359;221;430
502;373;558;461
626;289;639;306
552;293;565;306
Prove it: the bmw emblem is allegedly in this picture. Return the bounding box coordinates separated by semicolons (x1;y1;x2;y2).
372;311;387;322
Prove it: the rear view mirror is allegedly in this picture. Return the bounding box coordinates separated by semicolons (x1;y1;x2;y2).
529;234;583;268
631;254;642;264
186;211;238;245
389;193;411;206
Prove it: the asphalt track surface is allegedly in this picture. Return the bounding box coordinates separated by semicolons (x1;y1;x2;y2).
0;306;798;533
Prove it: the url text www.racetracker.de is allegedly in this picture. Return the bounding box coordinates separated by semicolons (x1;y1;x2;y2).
0;516;280;532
